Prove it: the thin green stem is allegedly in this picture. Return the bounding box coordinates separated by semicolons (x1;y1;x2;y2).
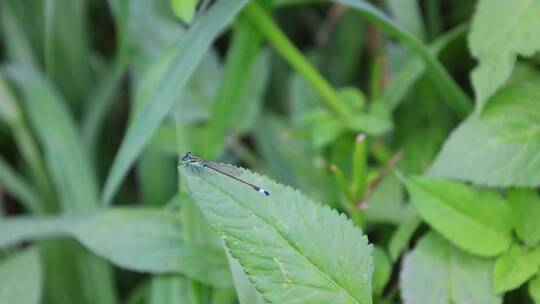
204;15;263;159
244;1;350;118
337;0;472;117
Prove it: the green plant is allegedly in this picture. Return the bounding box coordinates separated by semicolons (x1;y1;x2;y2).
1;0;540;303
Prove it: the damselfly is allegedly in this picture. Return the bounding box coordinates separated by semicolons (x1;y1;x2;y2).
181;152;270;196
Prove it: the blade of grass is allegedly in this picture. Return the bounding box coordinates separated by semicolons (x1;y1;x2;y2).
44;0;92;111
0;0;39;68
204;15;263;158
336;0;471;117
81;61;127;152
244;1;350;118
382;25;468;110
7;66;118;304
101;0;249;206
0;157;43;214
0;72;57;212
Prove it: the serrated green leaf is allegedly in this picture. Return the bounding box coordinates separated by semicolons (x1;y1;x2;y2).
101;0;248;205
493;244;540;293
180;164;374;304
530;275;540;304
0;247;42;304
227;253;266;304
0;208;231;288
430;78;540;187
508;189;540;247
469;0;540;112
171;0;197;23
401;232;501;304
406;176;512;256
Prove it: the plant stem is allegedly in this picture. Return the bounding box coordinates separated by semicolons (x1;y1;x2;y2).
244;1;350;118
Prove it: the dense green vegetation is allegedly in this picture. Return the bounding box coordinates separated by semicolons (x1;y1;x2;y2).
1;0;540;303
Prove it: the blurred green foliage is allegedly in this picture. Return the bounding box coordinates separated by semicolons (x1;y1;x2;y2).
1;0;540;303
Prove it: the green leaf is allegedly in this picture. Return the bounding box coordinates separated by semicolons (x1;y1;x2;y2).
101;0;248;205
405;176;512;256
180;164;374;304
530;275;540;304
7;66;99;212
372;246;391;297
227;253;266;304
493;244;540;293
0;157;42;213
205;16;265;157
401;232;501;304
171;0;197;24
0;0;39;68
0;247;42;304
44;0;92;110
0;208;232;288
388;206;421;261
508;188;540;247
149;275;191;304
469;0;540;112
430;78;540;187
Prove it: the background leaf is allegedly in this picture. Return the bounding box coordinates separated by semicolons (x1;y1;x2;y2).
406;176;512;256
0;208;232;288
180;163;374;304
469;0;540;112
171;0;197;24
0;247;42;304
400;232;501;304
508;188;540;247
492;244;540;293
530;275;540;304
101;0;249;205
430;77;540;187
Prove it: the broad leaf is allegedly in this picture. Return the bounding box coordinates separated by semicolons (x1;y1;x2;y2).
180;164;374;304
530;275;540;304
469;0;540;112
0;247;42;304
171;0;197;23
508;188;540;247
406;176;512;256
101;0;248;205
401;232;501;304
430;78;540;187
493;244;540;293
227;253;265;304
0;208;231;288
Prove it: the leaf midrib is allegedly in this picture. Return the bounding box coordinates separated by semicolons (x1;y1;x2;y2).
204;177;361;304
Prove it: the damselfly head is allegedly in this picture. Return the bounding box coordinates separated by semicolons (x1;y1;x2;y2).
181;152;192;162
